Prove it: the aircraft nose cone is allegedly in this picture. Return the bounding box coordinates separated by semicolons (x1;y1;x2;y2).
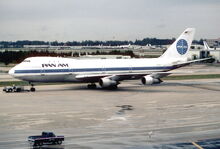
8;68;15;76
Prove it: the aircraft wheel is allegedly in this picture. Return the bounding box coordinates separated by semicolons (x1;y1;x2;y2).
16;88;21;92
30;87;36;92
87;84;97;89
111;85;118;89
105;85;118;90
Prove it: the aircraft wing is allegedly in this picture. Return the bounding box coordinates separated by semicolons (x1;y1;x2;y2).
75;72;172;82
75;74;110;82
148;72;172;78
75;58;211;82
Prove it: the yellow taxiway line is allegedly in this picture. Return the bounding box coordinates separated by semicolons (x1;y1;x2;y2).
191;142;204;149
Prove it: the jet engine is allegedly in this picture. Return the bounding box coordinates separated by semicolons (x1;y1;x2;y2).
99;77;118;88
141;75;162;85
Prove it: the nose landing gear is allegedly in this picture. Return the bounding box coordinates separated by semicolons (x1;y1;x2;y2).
29;83;36;92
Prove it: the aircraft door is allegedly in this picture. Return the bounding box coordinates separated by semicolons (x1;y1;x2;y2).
101;60;106;74
41;65;45;76
129;65;132;73
129;62;133;73
68;63;72;75
102;66;106;74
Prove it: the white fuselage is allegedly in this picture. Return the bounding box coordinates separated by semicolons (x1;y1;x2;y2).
9;57;184;83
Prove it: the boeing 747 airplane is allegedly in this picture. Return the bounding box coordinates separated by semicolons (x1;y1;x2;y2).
8;28;208;91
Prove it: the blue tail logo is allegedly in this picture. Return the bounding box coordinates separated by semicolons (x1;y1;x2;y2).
176;39;188;55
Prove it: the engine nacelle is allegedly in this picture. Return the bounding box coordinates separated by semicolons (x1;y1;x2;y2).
141;75;162;85
99;77;118;88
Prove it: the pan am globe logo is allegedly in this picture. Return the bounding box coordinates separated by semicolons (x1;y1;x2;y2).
176;39;188;55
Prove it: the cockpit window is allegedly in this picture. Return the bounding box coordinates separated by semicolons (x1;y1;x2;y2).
23;60;31;62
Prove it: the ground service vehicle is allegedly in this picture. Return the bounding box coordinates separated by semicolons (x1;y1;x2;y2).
3;85;24;93
28;132;64;146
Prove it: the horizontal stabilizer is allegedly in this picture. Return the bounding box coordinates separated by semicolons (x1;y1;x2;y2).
174;57;212;67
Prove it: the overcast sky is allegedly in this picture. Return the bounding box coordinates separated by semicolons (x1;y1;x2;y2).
0;0;219;41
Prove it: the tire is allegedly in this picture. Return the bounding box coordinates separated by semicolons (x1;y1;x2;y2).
108;85;118;90
30;87;35;92
57;140;62;145
112;85;118;89
33;142;38;146
8;88;13;92
87;84;96;89
16;88;21;92
38;142;43;146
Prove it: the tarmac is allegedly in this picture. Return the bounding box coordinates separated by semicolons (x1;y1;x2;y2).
0;78;220;148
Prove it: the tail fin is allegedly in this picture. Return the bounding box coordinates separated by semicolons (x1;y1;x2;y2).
160;28;195;59
203;41;211;50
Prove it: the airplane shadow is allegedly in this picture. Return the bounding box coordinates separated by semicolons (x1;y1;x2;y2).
20;81;211;93
62;84;181;93
30;145;64;149
30;85;176;93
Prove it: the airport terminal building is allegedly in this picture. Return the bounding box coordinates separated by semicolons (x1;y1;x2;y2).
206;38;220;49
188;40;220;62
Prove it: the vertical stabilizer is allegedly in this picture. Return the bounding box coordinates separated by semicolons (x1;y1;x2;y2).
160;28;195;59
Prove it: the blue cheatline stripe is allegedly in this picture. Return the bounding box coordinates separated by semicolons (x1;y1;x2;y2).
14;66;175;74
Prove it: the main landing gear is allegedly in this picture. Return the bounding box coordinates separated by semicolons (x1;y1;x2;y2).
87;83;97;89
29;83;36;92
87;83;118;89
